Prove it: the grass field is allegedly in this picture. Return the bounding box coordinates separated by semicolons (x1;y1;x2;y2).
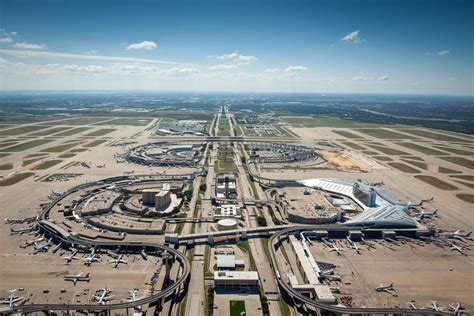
0;139;52;152
40;142;83;153
49;117;114;125
0;172;34;186
99;118;152;126
0;125;52;136
395;142;447;155
0;163;13;170
29;126;72;136
400;155;424;161
454;180;474;189
372;156;393;161
400;158;428;170
0;141;18;149
365;144;409;155
218;118;231;136
58;153;76;158
449;175;474;182
31;159;63;170
438;166;461;174
388;162;421;173
53;127;91;136
433;145;473;155
398;129;471;142
84;128;116;137
230;301;246;316
83;139;107;147
341;141;365;150
333;130;364;139
23;157;46;166
355;128;417;139
283;116;379;128
456;194;474;204
0;153;10;158
437;156;474;169
414;175;458;190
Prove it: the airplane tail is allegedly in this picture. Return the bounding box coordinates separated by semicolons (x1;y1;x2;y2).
467;232;472;237
389;283;393;287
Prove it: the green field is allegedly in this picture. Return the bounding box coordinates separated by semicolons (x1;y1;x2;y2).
49;117;114;125
396;142;447;155
84;128;116;137
32;159;63;170
454;181;474;189
365;144;409;155
433;145;473;155
58;153;76;158
372;156;393;161
53;127;91;136
341;141;365;150
0;139;52;152
0;163;13;170
217;118;231;136
283;116;379;128
400;158;428;170
388;162;421;173
40;142;83;153
437;156;474;169
29;126;72;136
450;175;474;182
456;194;474;203
99;118;152;126
414;175;458;190
0;172;34;186
23;157;46;166
0;141;18;149
230;301;246;316
333;130;364;139
0;153;10;158
438;166;461;174
354;128;417;139
83;139;107;147
398;129;471;142
0;125;52;136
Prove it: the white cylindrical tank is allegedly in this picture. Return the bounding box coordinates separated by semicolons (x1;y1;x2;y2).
217;219;238;231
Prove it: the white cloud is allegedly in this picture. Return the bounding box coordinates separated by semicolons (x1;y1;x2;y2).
216;51;257;65
84;50;99;55
448;77;456;81
377;76;389;81
285;65;307;73
264;68;280;73
126;40;157;50
341;30;362;43
0;49;193;66
209;64;238;71
167;67;200;75
426;50;449;56
352;75;389;81
0;37;13;43
61;64;106;73
14;42;46;49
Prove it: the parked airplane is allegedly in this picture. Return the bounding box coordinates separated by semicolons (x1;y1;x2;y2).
10;226;36;235
24;237;44;247
409;301;417;309
449;302;468;315
1;290;23;307
442;230;473;243
346;236;361;254
417;209;439;220
109;255;127;268
63;250;79;264
375;283;394;294
64;272;90;285
429;301;444;312
33;238;53;254
126;289;144;302
83;253;101;266
93;288;114;305
329;244;343;255
450;244;468;255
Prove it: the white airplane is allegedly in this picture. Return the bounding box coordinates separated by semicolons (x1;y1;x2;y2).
375;283;394;294
329;244;343;255
64;272;90;285
449;302;468;315
126;289;144;302
450;244;469;255
409;301;417;309
10;226;36;235
93;288;114;305
1;290;23;307
83;253;101;266
24;237;45;247
417;209;438;219
429;301;444;312
33;238;53;254
443;230;473;243
63;250;79;264
346;236;361;254
109;255;127;268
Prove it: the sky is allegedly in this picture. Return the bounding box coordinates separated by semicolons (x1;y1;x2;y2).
0;0;472;95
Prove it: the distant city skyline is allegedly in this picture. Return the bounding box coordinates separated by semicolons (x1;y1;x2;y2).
0;0;472;95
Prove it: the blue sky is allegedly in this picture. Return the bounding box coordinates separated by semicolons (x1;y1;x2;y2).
0;0;472;95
